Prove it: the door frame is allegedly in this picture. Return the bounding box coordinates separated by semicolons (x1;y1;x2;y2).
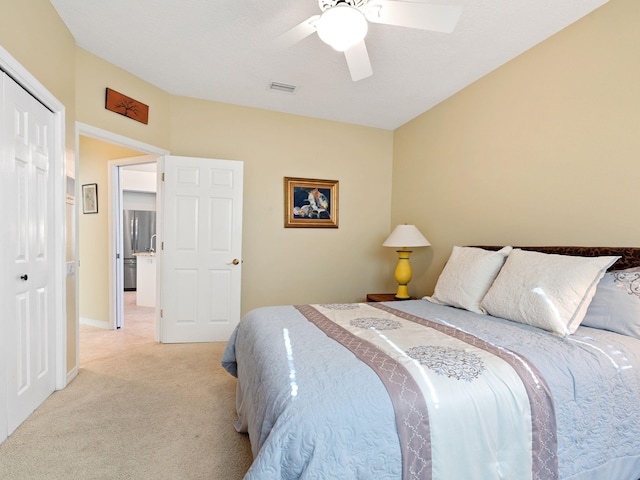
0;45;67;443
75;123;169;347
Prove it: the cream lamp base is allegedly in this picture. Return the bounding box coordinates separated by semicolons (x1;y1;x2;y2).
393;250;413;299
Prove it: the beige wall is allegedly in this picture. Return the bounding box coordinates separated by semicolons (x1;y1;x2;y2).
392;0;640;297
78;137;146;324
75;49;172;151
75;49;394;318
0;2;76;136
170;97;394;313
0;0;78;374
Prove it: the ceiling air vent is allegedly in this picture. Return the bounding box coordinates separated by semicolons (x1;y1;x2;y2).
269;81;297;95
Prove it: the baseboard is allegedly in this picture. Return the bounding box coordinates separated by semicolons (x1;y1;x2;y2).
65;365;78;386
80;317;111;329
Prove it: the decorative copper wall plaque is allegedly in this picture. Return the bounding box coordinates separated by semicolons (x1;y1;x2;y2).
105;88;149;124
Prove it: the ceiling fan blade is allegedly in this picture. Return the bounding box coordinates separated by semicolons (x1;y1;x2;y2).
344;40;373;82
273;15;320;49
364;2;462;33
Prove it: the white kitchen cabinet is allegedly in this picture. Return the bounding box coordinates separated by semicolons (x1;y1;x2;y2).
135;253;156;307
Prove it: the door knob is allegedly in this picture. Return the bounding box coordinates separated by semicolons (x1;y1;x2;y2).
20;274;28;281
232;259;240;265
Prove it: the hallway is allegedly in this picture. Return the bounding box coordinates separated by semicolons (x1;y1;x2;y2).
80;291;154;365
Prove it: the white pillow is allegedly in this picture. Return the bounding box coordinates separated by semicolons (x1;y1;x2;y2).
424;246;512;314
480;249;619;335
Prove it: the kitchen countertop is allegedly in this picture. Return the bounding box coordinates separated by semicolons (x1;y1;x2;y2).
133;252;156;257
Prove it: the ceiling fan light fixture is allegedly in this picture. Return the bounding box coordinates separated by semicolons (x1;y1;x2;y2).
316;4;368;52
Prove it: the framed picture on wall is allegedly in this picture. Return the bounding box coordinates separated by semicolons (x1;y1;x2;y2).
82;183;98;214
284;177;338;228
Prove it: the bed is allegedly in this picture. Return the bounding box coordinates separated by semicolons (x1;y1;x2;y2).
222;246;640;480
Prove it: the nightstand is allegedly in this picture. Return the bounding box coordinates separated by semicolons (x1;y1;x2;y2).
366;293;414;302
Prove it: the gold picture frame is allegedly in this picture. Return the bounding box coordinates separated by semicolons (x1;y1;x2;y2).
284;177;339;228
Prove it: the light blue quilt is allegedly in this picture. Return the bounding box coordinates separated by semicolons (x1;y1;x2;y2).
222;300;640;480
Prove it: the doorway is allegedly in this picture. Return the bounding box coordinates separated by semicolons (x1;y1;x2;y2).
75;125;244;348
117;161;158;330
76;124;168;360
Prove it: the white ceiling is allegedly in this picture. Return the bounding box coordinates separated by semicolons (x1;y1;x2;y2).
49;0;608;130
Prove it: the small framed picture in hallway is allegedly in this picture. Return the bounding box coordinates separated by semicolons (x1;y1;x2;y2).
82;183;98;214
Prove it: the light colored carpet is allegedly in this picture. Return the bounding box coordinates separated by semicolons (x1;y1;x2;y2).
0;293;253;479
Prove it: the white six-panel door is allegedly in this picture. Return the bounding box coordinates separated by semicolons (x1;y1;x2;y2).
1;72;56;436
160;156;243;343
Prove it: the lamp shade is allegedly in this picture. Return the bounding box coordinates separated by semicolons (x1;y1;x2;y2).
316;4;368;52
383;224;430;249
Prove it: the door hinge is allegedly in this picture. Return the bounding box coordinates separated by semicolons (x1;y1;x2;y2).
160;309;163;318
162;172;165;182
161;241;164;250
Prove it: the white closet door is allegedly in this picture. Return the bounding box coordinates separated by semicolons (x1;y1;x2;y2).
1;72;57;437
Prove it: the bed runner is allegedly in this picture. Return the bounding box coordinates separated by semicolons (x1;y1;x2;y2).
295;303;557;480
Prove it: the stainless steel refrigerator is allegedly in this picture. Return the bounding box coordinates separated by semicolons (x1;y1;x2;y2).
123;210;156;291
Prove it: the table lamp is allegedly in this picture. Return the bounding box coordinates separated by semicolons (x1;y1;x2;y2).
383;224;431;299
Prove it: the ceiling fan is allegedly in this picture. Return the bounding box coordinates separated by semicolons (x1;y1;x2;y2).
274;0;462;82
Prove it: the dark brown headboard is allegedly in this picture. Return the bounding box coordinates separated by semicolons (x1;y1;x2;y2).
475;246;640;271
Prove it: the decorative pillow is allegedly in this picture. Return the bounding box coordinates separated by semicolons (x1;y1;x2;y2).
424;246;512;314
480;249;619;335
581;267;640;340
